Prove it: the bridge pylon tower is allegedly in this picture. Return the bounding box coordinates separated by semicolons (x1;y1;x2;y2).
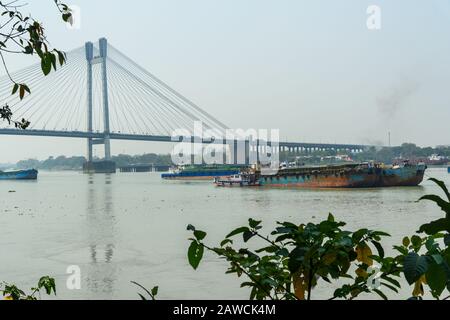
83;38;115;173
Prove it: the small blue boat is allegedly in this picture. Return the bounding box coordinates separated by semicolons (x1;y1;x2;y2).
448;167;450;174
0;169;38;180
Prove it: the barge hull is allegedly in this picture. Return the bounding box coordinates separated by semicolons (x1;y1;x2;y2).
257;165;426;188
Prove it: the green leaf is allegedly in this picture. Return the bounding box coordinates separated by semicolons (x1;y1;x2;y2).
273;227;294;234
248;218;261;229
431;254;444;265
19;85;25;100
381;282;398;293
352;228;368;243
381;275;401;289
226;226;249;238
418;218;450;235
419;194;450;217
371;231;391;237
138;293;147;301
151;286;159;297
56;50;66;66
240;282;255;288
193;230;207;241
371;240;385;259
50;53;57;71
373;288;388;300
255;245;277;253
425;238;437;251
12;83;19;95
444;234;450;246
411;235;422;248
402;237;410;247
62;12;72;23
186;224;196;231
427;178;450;202
394;245;408;255
41;54;52;76
243;230;255;243
288;247;307;273
276;248;289;257
23;45;33;54
188;241;204;270
220;239;233;247
38;276;56;295
426;263;447;298
404;252;429;285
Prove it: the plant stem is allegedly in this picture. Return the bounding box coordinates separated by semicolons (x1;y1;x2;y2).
307;258;314;301
255;233;282;250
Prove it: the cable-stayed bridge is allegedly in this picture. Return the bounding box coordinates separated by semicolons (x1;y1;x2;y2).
0;38;367;168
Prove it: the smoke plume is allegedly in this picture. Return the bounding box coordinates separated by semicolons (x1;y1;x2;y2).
376;80;420;118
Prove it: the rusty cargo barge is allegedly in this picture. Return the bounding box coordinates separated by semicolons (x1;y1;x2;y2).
215;162;427;188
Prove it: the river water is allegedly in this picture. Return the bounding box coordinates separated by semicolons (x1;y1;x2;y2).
0;167;448;300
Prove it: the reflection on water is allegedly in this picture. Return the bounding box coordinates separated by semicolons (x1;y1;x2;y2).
86;174;116;298
0;168;448;299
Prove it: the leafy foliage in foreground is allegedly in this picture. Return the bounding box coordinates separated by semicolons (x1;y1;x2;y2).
394;178;450;299
131;281;159;300
187;178;450;300
0;276;56;300
0;0;72;129
187;216;398;300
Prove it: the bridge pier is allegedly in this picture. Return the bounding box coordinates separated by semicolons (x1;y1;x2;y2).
86;41;94;163
255;139;260;164
233;139;238;165
245;140;250;166
225;139;251;165
191;136;196;165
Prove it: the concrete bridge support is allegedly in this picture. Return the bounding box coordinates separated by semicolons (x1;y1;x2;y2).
83;38;115;173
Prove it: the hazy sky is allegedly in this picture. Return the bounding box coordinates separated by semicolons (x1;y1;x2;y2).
1;0;450;162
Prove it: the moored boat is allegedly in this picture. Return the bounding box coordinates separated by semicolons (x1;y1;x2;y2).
426;154;448;166
161;164;243;180
215;162;427;188
0;169;38;180
214;174;260;187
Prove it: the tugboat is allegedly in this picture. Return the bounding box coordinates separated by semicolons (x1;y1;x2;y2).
0;169;38;180
214;173;260;187
214;161;427;188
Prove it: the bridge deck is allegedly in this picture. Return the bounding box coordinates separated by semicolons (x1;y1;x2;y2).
0;128;368;150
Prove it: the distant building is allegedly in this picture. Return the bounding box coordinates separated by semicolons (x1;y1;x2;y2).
320;154;353;162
